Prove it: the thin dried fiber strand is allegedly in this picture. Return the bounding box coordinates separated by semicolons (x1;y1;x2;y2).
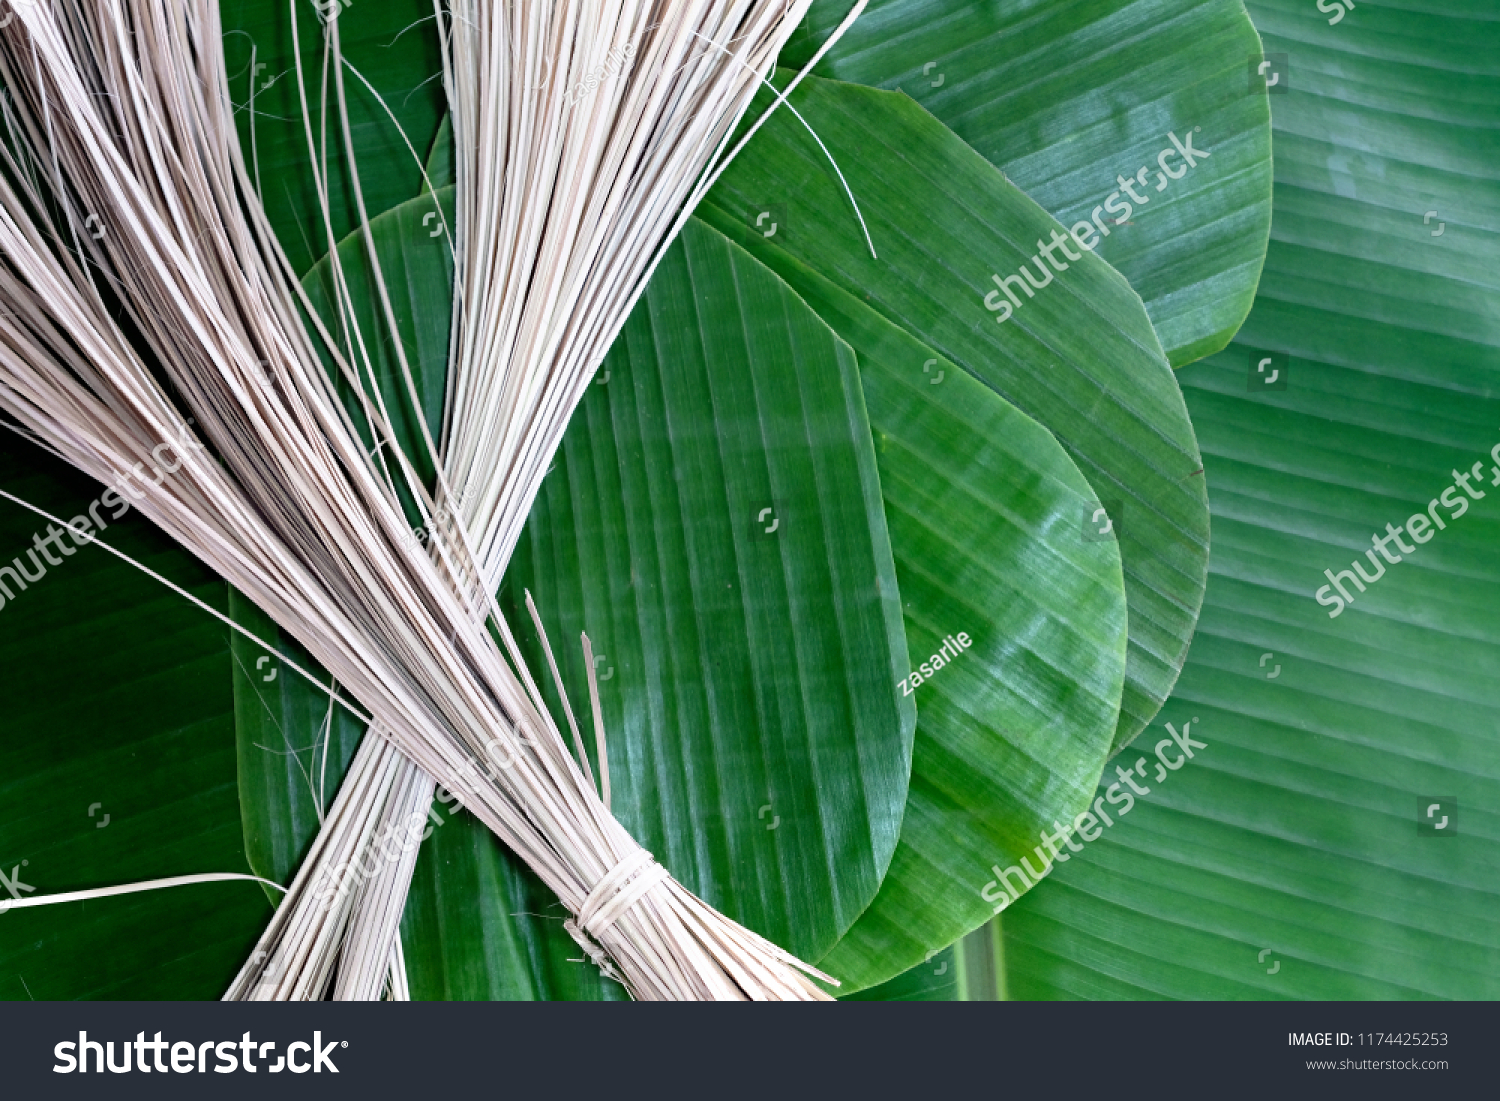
0;0;847;1001
234;0;870;1001
0;486;373;727
0;873;286;913
0;475;408;996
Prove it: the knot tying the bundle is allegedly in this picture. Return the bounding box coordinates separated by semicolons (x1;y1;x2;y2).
563;848;671;983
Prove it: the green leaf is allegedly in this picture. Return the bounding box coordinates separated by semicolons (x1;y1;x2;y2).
221;0;446;273
994;0;1500;1000
499;218;915;965
700;73;1209;752
422;114;453;193
0;439;269;999
841;945;957;1001
344;176;1132;992
299;184;455;489
782;0;1273;367
399;808;626;1000
845;919;1007;1001
288;192;917;991
951;918;1008;1001
261;79;1143;995
770;261;1127;991
230;589;366;903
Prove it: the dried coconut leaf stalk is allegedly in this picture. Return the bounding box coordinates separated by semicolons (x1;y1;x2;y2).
0;0;845;1000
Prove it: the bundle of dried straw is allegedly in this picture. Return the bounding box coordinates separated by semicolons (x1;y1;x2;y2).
0;0;864;999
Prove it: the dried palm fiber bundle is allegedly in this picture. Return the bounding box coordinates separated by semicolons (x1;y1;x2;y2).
0;0;858;999
233;0;867;1001
229;0;869;1001
274;0;870;1002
